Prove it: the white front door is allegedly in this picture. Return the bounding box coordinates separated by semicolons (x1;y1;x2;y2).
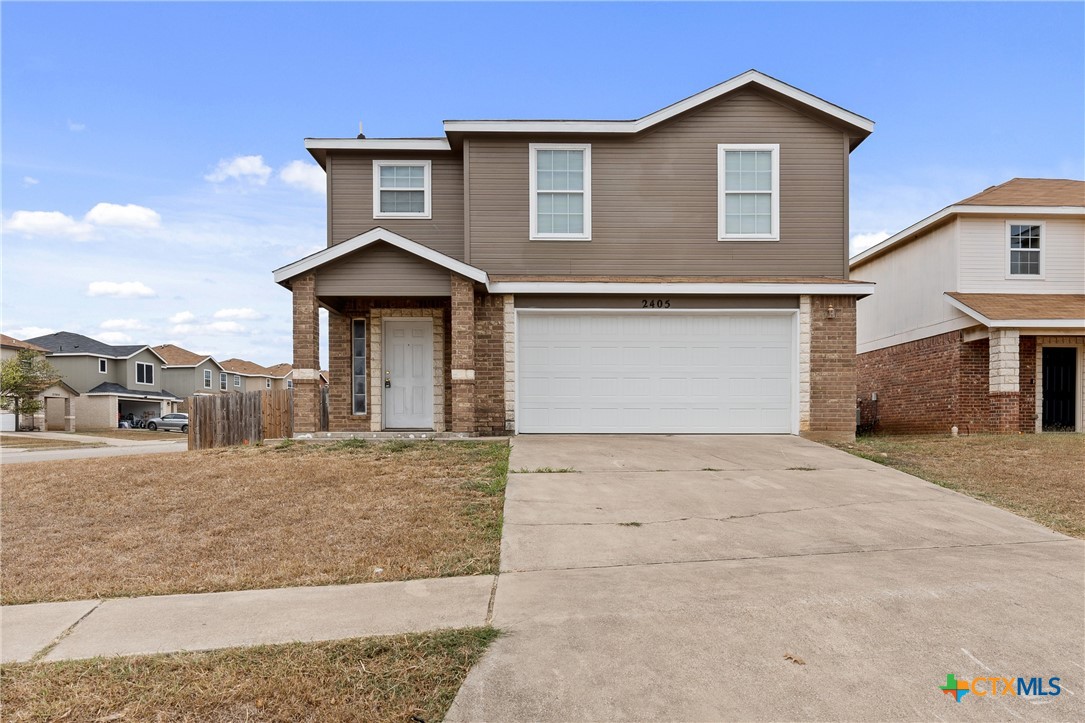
383;319;434;429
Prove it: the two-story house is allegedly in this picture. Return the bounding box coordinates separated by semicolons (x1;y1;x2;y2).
850;178;1085;433
274;70;875;440
26;332;183;429
1;333;80;432
153;344;228;397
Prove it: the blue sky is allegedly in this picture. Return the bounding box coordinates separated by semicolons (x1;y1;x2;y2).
3;1;1082;367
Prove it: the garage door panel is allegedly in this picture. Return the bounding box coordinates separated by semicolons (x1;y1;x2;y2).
517;311;795;434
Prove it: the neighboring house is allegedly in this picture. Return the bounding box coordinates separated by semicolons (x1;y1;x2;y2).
26;332;182;429
153;344;227;397
219;358;279;392
274;69;876;440
850;178;1085;433
265;362;295;391
1;334;79;432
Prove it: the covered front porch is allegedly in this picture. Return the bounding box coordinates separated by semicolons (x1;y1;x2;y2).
275;228;508;437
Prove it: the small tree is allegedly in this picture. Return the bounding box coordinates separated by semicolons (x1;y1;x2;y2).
0;349;61;430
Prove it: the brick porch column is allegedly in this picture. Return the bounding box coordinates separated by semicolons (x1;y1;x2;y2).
291;272;322;434
989;328;1020;432
450;273;476;433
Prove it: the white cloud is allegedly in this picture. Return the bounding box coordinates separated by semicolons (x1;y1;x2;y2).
850;230;891;255
68;120;86;132
4;210;94;239
169;311;196;324
208;321;244;333
97;331;133;345
6;326;55;340
87;281;156;299
279;160;326;194
100;318;146;331
84;203;161;229
205;155;272;185
213;307;264;320
22;176;39;187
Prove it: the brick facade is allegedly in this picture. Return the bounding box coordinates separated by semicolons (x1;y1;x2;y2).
805;295;857;441
295;280;864;439
291;273;322;433
857;330;1041;434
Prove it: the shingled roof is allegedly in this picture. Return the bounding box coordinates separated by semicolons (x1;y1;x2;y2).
264;363;292;378
958;178;1085;207
0;334;47;352
220;358;272;376
151;343;208;366
26;331;146;358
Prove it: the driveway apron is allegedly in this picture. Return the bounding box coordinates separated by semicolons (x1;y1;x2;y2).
447;435;1085;722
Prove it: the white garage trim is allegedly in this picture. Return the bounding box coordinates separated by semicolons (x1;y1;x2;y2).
515;308;799;434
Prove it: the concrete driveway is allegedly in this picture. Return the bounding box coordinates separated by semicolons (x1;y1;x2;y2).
448;435;1084;721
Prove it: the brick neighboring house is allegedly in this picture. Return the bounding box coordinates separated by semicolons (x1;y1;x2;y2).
850;178;1085;433
274;70;877;441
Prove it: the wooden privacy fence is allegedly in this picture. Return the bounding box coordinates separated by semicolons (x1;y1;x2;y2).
187;389;293;450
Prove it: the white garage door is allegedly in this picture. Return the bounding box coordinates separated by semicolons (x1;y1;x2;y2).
517;311;795;434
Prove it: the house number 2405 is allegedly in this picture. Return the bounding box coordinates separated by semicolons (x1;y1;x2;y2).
641;299;672;308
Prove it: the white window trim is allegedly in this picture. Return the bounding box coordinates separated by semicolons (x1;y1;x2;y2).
266;378;272;389
372;160;432;220
135;361;154;386
220;372;228;391
233;374;241;387
717;143;780;241
98;358;107;374
529;143;592;241
1005;220;1045;279
203;369;212;389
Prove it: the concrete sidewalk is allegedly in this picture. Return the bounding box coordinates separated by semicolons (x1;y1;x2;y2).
1;575;495;663
1;432;187;464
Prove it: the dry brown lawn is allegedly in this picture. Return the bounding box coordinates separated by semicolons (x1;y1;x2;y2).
0;435;102;451
1;440;508;604
833;433;1085;538
0;627;498;722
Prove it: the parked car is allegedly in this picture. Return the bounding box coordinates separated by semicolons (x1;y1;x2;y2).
146;413;189;433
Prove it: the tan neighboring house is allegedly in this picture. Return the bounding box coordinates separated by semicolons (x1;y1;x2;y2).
274;70;876;440
264;362;299;391
850;178;1085;433
25;332;182;429
219;358;278;392
1;334;80;432
153;344;227;398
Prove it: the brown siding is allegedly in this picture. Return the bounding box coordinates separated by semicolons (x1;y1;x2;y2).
468;88;849;276
327;151;464;260
315;243;452;296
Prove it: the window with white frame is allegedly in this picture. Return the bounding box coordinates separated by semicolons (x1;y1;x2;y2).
203;369;212;388
234;374;241;387
220;372;227;391
98;358;107;374
287;379;293;389
530;144;591;240
266;378;271;389
136;362;154;385
353;319;367;414
373;160;431;218
718;144;780;240
1008;223;1043;276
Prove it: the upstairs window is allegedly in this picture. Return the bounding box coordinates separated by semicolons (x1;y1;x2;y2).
98;358;108;374
373;160;431;219
266;378;272;390
234;374;241;388
220;372;227;391
136;361;154;386
203;369;212;388
1008;223;1043;277
530;144;591;240
718;144;780;240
